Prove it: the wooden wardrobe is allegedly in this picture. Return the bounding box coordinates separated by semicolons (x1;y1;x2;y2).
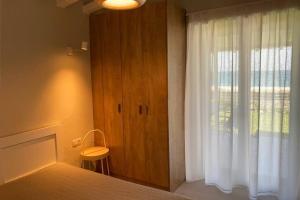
90;0;186;191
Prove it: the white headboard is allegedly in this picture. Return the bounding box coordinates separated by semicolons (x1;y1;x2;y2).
0;126;59;185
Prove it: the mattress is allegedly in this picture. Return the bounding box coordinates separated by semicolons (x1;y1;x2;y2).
0;163;189;200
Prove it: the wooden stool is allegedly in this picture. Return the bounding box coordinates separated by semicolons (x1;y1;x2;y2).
80;130;110;175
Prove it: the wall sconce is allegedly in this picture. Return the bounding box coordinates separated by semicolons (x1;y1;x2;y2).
66;41;89;56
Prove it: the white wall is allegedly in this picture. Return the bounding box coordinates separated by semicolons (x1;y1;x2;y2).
0;0;94;166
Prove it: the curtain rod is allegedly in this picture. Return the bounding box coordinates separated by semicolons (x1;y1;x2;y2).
186;0;299;16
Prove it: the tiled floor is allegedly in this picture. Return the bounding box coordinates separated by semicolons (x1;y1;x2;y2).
175;181;277;200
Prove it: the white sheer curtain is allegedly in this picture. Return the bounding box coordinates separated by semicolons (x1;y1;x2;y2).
185;7;300;200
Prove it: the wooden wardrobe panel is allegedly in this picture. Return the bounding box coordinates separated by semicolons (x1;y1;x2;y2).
90;14;105;138
90;0;186;190
120;9;148;182
142;1;169;189
167;0;186;191
100;11;125;176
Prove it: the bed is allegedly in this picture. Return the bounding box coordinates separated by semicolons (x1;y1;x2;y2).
0;126;189;200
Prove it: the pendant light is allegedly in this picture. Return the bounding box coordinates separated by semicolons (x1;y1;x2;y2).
99;0;146;10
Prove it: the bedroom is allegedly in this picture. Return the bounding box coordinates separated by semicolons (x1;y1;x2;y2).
0;0;299;200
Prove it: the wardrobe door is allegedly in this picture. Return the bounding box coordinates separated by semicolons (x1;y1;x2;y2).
102;11;126;176
142;1;169;189
90;14;105;134
120;9;148;182
90;12;125;176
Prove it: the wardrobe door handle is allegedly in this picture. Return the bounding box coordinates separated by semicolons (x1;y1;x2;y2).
118;104;122;113
139;105;143;115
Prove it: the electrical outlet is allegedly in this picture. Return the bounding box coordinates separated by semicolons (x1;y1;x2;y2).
72;138;82;148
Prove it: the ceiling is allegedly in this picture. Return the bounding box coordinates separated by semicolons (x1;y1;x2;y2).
82;0;264;12
81;0;297;13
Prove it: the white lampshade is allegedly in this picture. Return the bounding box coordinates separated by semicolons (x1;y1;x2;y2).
81;41;88;51
99;0;146;10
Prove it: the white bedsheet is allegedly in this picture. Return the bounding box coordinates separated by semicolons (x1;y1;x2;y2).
0;163;189;200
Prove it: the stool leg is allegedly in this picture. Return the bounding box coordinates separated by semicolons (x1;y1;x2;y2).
106;157;110;176
101;159;104;174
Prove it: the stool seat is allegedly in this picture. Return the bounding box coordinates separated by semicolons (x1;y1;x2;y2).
80;146;109;161
80;130;110;175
